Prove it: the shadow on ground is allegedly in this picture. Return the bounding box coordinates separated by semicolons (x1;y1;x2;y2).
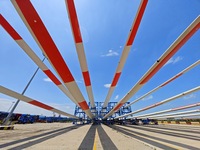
78;124;117;150
126;124;200;141
108;125;200;150
0;125;81;150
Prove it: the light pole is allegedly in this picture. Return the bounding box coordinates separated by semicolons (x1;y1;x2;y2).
7;101;15;112
2;57;45;125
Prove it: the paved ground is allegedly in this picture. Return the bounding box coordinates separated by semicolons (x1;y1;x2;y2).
110;124;200;150
0;123;199;150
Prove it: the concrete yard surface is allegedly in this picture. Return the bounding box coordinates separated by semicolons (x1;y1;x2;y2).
0;123;200;150
0;123;153;150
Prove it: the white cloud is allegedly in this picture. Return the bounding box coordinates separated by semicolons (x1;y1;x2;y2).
183;93;196;100
142;95;153;101
43;77;52;82
104;84;111;88
165;56;183;66
174;56;183;63
114;95;119;100
76;80;83;84
49;103;75;116
119;46;123;48
0;98;16;112
101;50;119;57
132;48;137;51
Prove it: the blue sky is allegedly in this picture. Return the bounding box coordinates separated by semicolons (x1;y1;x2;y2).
0;0;200;117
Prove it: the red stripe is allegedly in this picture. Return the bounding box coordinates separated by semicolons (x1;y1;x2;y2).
78;101;89;110
140;23;200;85
44;70;61;85
0;15;22;40
160;73;183;87
111;72;121;87
172;103;200;111
66;0;82;43
198;22;200;28
29;100;53;110
142;104;155;111
114;103;124;111
83;71;91;86
15;0;74;83
126;0;148;46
